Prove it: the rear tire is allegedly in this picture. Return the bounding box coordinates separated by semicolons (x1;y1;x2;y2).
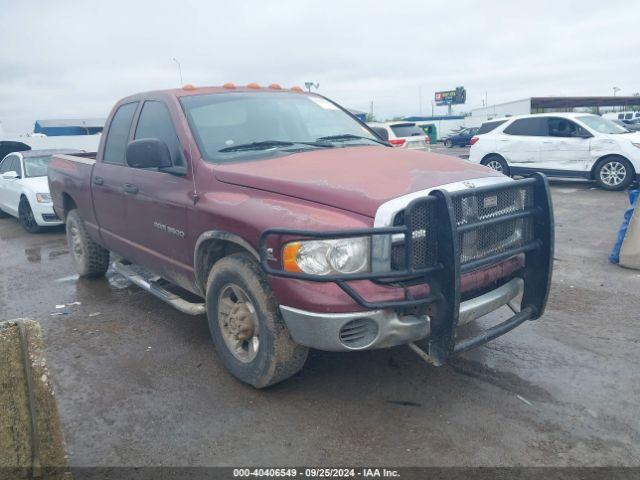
205;253;308;388
594;157;635;191
66;209;110;277
444;139;453;148
482;155;510;176
18;197;43;233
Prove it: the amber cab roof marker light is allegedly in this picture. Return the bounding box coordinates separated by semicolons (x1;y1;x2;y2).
268;83;282;90
223;82;236;89
247;82;260;89
290;86;303;92
182;84;196;90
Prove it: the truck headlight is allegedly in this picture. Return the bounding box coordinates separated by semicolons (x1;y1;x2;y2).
36;193;52;203
282;237;370;275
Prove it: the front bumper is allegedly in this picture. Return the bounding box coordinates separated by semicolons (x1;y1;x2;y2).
262;174;553;365
279;277;524;351
32;203;62;226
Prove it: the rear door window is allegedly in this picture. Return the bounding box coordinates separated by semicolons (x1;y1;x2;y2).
390;123;423;137
503;118;547;136
0;155;17;174
134;101;184;166
103;102;138;165
624;113;633;120
476;120;507;135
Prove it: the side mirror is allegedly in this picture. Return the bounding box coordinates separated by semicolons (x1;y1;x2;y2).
126;139;172;169
2;171;19;180
370;126;389;142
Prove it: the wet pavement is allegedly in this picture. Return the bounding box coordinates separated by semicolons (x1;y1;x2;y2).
1;179;639;467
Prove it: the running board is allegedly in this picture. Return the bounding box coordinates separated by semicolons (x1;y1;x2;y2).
112;260;206;316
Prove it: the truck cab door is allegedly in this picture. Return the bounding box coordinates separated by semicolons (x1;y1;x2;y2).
124;100;194;288
91;101;137;254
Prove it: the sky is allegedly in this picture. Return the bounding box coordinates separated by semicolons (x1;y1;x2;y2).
1;0;639;134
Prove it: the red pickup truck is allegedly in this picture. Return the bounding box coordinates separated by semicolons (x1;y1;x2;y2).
48;84;553;388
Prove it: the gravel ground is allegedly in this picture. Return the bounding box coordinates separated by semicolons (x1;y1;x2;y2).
0;174;639;467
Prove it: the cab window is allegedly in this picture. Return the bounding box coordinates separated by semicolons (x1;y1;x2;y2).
103;102;138;165
134;101;184;166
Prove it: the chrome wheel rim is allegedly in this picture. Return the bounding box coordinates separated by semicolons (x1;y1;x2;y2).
486;159;503;172
69;223;84;264
600;161;626;186
218;284;259;363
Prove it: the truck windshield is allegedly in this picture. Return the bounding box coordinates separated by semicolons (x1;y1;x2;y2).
180;92;381;163
23;156;52;177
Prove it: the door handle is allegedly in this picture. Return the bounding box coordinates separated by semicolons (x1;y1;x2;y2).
92;176;104;185
122;183;139;195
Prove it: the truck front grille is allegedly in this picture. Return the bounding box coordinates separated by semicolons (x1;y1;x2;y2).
390;183;534;272
454;184;534;265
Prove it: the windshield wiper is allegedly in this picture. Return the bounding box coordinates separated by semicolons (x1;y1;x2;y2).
316;134;388;146
219;140;334;153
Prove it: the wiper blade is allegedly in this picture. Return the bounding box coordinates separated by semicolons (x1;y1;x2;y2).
219;140;334;153
316;134;387;146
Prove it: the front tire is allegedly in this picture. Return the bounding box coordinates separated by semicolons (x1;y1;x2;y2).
205;253;308;388
66;209;110;277
0;208;10;218
18;197;43;233
594;157;634;191
482;155;510;176
444;139;453;148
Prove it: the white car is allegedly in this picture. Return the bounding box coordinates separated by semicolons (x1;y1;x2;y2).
468;113;640;190
367;121;430;151
0;149;80;232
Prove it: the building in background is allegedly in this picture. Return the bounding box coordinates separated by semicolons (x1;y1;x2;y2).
33;118;105;136
466;96;640;127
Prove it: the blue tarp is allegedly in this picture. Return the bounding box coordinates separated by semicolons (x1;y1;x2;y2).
609;189;640;264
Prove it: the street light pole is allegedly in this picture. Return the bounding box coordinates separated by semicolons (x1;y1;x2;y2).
613;86;621;96
172;57;183;85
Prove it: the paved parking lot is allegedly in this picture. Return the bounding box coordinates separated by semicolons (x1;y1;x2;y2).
1;171;639;466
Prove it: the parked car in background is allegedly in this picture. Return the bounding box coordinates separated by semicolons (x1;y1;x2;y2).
0;149;80;232
469;113;640;190
444;127;478;147
48;85;553;388
603;111;640;123
367;121;430;150
612;119;640;133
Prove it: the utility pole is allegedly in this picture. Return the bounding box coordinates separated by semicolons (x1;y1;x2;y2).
613;86;621;96
419;86;422;115
304;82;319;92
172;57;183;85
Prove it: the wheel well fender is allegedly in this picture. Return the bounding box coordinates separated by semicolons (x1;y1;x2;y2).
590;154;635;180
194;230;259;294
60;193;78;221
480;153;505;164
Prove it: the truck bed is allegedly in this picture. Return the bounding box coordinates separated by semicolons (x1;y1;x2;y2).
48;152;99;231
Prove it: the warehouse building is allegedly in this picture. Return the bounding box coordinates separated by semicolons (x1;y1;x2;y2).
466;96;640;127
33;118;105;136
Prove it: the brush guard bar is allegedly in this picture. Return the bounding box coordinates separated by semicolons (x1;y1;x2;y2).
259;173;554;364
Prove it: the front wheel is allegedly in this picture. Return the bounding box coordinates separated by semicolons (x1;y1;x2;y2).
594;157;635;191
18;197;43;233
444;139;453;148
482;155;510;176
205;253;308;388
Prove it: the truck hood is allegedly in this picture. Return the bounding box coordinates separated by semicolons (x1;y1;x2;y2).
214;146;502;217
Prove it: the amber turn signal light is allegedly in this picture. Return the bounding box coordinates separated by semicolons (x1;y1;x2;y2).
282;242;303;272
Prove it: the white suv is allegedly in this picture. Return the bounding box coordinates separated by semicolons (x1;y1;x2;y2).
468;113;640;190
367;121;430;151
